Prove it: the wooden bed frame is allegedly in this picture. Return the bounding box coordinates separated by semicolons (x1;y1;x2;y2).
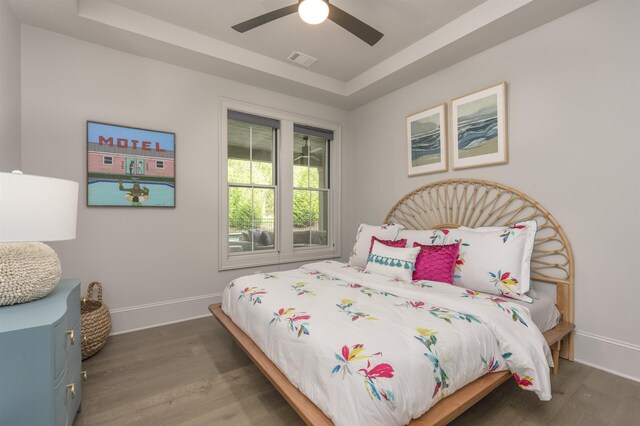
211;179;575;425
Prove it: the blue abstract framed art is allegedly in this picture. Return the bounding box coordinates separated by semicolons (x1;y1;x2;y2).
451;82;508;170
406;103;448;176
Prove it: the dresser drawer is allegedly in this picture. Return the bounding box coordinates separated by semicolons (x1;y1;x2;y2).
54;363;81;426
69;322;82;377
54;318;74;380
54;292;81;381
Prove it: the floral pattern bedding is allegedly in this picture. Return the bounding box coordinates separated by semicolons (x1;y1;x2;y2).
221;261;552;426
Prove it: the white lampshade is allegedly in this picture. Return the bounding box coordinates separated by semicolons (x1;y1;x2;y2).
0;171;79;243
298;0;329;25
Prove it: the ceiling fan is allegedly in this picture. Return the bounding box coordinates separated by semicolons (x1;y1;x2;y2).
232;0;384;46
295;136;323;163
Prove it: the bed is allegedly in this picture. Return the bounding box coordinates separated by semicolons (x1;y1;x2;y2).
210;179;575;425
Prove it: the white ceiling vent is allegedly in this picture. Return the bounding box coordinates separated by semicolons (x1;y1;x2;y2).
287;51;317;67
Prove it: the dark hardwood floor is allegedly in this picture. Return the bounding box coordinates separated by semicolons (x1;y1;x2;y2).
74;317;640;425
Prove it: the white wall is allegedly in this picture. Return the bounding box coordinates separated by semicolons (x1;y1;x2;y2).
0;0;21;171
344;0;640;381
20;25;348;334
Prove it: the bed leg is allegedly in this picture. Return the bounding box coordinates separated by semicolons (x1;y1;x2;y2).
560;331;575;361
552;341;561;375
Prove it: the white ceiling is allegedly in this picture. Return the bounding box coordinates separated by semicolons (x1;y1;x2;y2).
8;0;594;109
107;0;487;81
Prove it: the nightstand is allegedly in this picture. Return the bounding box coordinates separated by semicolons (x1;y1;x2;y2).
0;279;83;425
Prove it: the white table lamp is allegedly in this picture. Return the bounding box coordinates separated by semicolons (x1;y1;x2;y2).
0;171;79;305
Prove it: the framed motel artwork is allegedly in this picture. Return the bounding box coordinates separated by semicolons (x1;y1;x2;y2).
406;103;447;176
451;82;507;170
87;121;176;207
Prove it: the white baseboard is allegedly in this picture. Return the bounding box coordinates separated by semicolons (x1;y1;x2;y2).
574;329;640;383
109;292;222;335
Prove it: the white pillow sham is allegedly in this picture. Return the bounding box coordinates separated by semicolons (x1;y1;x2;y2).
445;221;537;302
396;228;450;247
365;241;420;281
348;223;404;268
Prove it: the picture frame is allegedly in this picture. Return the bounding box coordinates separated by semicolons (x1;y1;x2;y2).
451;82;507;170
87;121;176;207
406;103;448;176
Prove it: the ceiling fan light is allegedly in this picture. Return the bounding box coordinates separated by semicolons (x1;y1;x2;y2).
298;0;329;25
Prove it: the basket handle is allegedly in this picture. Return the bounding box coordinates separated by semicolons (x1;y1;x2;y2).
86;281;103;302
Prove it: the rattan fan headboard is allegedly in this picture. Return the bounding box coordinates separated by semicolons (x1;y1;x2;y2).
385;179;574;330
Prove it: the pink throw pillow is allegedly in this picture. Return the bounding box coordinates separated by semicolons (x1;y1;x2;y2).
413;242;460;284
369;236;407;254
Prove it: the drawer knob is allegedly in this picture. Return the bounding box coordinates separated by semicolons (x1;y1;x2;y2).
66;383;76;400
66;330;75;345
81;370;88;382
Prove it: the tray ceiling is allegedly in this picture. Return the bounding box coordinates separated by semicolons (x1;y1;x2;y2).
8;0;594;109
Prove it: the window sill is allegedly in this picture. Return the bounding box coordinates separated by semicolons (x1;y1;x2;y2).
219;248;341;271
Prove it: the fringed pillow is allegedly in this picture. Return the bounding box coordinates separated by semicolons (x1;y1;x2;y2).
365;241;420;282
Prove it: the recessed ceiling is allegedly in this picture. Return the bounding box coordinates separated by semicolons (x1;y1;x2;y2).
107;0;486;81
8;0;595;109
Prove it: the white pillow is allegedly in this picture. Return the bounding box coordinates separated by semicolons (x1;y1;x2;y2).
445;221;537;302
348;223;404;268
397;229;450;246
365;241;420;281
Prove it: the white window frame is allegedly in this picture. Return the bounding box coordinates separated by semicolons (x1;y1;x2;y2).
219;98;341;271
156;160;164;169
103;155;113;165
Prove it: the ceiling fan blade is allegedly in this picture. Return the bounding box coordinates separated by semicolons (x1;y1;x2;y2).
328;3;383;46
232;3;299;33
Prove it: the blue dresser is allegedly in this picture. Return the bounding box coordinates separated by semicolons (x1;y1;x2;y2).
0;279;83;426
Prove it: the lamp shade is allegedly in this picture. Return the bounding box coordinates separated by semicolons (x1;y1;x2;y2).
0;172;79;243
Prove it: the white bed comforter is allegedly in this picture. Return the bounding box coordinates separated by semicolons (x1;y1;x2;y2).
222;261;552;426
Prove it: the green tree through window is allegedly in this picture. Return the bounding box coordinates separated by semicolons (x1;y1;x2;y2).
228;161;318;229
228;160;274;230
293;166;320;228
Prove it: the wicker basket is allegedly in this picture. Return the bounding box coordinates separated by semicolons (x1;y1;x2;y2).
81;282;112;360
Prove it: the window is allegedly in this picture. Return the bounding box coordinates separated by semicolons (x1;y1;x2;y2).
220;100;340;270
227;112;277;254
293;126;330;248
103;156;113;165
156;160;164;169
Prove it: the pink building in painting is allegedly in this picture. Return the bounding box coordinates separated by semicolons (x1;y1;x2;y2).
87;142;175;180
